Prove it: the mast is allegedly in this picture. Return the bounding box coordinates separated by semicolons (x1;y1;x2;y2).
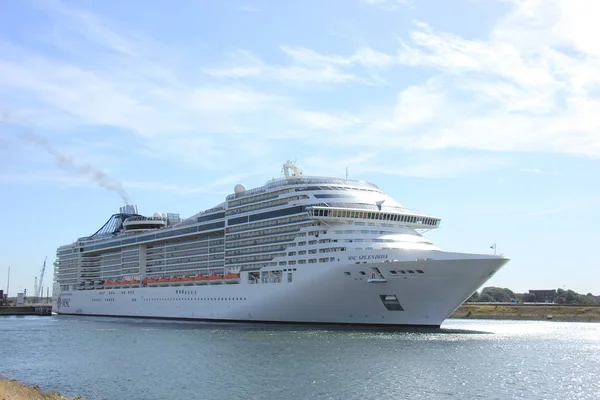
6;266;9;298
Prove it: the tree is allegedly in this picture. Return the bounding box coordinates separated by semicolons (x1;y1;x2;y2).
466;292;479;302
555;289;597;304
555;289;566;304
478;293;494;302
480;287;517;302
565;290;578;304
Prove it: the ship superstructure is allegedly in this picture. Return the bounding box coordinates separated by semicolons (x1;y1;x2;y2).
53;162;508;327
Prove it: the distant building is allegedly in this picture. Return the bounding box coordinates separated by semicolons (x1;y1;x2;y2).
594;295;600;304
529;289;557;303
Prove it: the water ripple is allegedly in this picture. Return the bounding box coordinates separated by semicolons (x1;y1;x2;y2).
0;317;598;400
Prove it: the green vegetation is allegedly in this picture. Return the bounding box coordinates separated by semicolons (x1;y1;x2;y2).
553;289;598;305
467;287;599;305
458;286;600;322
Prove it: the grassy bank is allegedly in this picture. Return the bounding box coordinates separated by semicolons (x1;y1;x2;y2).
0;378;80;400
450;304;600;322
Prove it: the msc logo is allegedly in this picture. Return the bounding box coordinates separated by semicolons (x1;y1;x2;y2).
56;298;71;308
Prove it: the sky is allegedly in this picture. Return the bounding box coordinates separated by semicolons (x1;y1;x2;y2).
0;0;599;297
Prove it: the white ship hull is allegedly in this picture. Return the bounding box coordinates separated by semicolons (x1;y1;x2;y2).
54;251;508;327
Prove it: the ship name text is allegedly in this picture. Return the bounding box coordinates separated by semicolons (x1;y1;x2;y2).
348;254;388;261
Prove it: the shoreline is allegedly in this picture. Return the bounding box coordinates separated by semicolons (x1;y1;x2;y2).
0;378;80;400
450;304;600;322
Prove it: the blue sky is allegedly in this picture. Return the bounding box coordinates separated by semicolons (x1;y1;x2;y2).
1;0;599;297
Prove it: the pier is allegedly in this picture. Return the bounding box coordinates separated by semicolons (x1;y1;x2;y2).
0;305;52;316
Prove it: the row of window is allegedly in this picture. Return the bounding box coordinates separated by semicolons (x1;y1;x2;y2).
227;234;297;250
229;205;306;226
99;254;123;262
227;225;300;242
228;195;307;215
195;212;225;223
147;234;223;249
227;187;297;205
143;297;247;301
346;269;425;276
176;289;196;295
309;208;440;226
94;296;249;302
146;248;224;261
225;214;308;234
147;254;222;267
279;258;336;266
79;222;225;253
226;244;287;257
391;269;424;275
149;245;220;258
148;237;224;251
146;264;226;273
227;256;285;265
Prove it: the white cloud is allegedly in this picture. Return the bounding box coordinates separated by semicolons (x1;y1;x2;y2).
3;0;600;186
520;168;559;175
384;1;600;157
203;46;394;85
186;87;285;113
237;6;259;12
362;0;412;8
359;155;507;179
289;110;361;130
281;45;395;68
0;168;249;199
203;50;361;84
527;208;567;216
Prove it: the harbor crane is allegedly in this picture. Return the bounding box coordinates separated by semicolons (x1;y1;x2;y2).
35;256;47;300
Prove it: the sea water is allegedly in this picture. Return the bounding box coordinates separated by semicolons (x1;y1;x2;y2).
1;316;598;400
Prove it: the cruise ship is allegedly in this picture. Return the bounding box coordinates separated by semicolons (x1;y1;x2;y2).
53;162;509;327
